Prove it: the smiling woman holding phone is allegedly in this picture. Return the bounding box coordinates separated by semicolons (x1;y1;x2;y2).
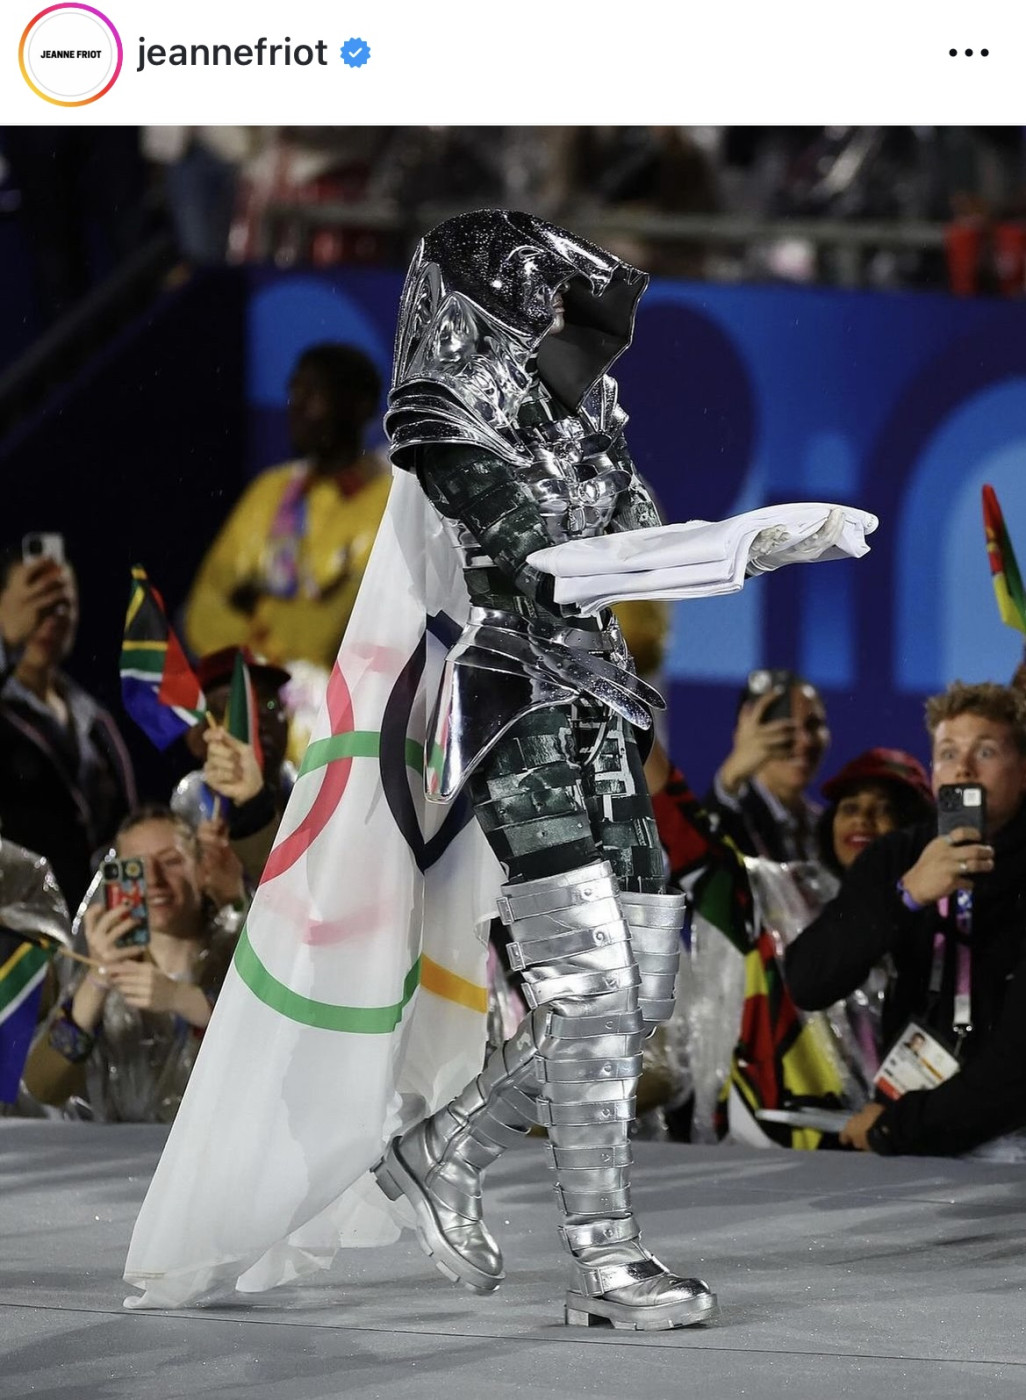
23;805;243;1122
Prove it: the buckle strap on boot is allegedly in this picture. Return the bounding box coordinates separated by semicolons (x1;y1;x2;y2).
463;1112;533;1158
559;1215;640;1252
544;1141;632;1170
523;963;639;1008
535;1054;643;1084
544;1009;639;1039
505;897;626;945
629;946;680;975
573;1255;666;1299
554;1183;632;1216
428;1169;486;1219
536;1097;635;1127
619;890;690;930
629;968;677;997
628;927;683;958
496;862;617;924
507;920;629;970
638;998;675;1023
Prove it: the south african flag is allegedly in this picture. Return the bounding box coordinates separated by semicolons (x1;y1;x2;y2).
0;929;52;1103
120;565;207;749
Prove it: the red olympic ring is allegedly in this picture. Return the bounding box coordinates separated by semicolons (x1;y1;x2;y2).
259;663;354;886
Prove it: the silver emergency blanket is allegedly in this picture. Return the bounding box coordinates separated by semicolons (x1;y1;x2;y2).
79;924;237;1124
678;858;884;1143
0;838;72;1119
0;836;71;954
46;856;244;1124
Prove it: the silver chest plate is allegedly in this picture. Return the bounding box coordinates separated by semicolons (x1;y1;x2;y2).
520;415;631;544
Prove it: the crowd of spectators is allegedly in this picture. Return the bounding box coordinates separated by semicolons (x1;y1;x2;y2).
3;336;1026;1170
3;126;1026;350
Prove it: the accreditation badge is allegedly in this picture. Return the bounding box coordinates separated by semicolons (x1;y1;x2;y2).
873;1022;961;1100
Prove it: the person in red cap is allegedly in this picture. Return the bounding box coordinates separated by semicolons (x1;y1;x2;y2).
816;747;934;878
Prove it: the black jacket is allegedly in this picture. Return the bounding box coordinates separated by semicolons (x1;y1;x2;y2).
0;677;135;910
785;803;1026;1155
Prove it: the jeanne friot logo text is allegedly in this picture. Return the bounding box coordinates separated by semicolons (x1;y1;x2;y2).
20;6;123;107
137;36;330;71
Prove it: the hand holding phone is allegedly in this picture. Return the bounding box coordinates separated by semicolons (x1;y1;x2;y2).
0;549;71;649
22;532;65;566
937;783;987;842
745;668;795;726
899;783;993;907
102;857;151;949
721;669;797;781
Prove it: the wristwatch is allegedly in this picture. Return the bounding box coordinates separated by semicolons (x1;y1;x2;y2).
866;1114;897;1155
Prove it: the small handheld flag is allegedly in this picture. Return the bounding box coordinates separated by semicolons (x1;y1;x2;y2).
982;485;1026;636
225;650;264;772
120;566;207;749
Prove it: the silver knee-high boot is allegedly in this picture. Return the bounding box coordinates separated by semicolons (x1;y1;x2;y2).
501;862;716;1330
373;1012;545;1293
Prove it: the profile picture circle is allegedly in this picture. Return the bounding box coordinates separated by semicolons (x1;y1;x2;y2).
19;4;123;106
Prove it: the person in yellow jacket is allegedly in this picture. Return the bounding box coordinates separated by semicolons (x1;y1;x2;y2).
185;343;391;673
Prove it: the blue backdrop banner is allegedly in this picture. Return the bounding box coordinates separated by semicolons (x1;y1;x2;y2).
242;268;1026;792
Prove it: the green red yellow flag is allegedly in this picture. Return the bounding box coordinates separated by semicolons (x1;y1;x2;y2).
982;484;1026;636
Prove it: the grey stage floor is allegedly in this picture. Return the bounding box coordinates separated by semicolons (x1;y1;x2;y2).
2;1123;1025;1399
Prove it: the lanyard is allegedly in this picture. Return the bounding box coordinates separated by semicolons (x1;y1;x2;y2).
930;891;973;1050
265;467;310;598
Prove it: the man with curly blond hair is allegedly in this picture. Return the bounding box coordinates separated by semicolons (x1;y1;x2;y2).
786;680;1026;1156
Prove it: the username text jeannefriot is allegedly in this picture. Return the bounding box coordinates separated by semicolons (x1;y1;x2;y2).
137;36;330;72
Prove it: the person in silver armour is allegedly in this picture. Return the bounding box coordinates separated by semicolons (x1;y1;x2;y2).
370;210;717;1330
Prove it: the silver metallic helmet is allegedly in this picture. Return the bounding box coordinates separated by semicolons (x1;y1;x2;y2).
386;210;648;472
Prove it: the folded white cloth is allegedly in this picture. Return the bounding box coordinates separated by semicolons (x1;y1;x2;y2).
527;503;878;615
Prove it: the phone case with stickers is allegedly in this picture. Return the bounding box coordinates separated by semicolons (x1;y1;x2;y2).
102;857;150;948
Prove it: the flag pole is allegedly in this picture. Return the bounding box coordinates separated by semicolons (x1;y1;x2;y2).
18;934;104;971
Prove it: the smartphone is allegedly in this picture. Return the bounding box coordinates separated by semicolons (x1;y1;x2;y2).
745;668;794;723
22;532;65;566
937;783;987;842
102;857;150;948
